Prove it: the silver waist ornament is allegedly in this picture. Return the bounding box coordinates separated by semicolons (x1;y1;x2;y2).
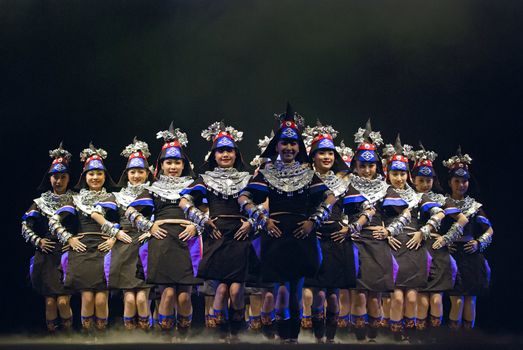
260;161;315;194
33;190;75;217
146;175;194;203
394;185;423;209
447;196;482;218
317;171;350;197
114;182;150;208
350;174;388;204
73;188;112;216
200;167;251;198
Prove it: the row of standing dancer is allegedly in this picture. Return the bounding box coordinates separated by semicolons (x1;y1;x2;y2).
22;104;493;343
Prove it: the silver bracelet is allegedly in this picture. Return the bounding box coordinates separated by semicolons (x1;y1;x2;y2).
477;232;493;252
442;222;464;245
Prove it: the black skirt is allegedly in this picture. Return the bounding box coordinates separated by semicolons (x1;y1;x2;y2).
63;233;108;292
304;222;357;289
419;236;457;293
353;229;396;292
449;242;490;296
30;239;70;296
105;229;149;290
392;231;429;290
197;217;251;282
260;213;322;283
137;222;202;285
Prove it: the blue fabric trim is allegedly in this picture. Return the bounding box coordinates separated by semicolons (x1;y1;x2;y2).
245;183;269;192
476;215;492;227
421;201;440;212
129;198;154;207
55;206;76;215
180;184;207;196
309;182;328;193
96;201;117;211
444;207;460;215
22;210;40;220
383;197;408;207
343;194;366;204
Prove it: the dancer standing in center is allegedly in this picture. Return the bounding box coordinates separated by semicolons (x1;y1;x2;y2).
125;123;202;340
302;122;358;343
238;103;337;343
180;122;253;342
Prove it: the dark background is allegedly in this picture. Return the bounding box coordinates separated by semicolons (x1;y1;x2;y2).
1;0;522;334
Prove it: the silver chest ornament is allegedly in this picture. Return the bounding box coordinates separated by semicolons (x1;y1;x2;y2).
114;182;150;208
448;196;482;218
260;161;315;195
350;174;389;204
73;188;112;216
147;175;194;203
34;190;75;217
318;171;350;197
393;185;423;209
200;167;251;199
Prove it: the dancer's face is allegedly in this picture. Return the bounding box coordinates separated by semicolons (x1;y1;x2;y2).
162;158;184;177
127;168;148;185
355;161;377;179
314;150;335;173
414;176;433;193
389;170;408;189
50;173;69;195
215;147;236;168
449;177;469;198
86;170;105;191
276;140;299;163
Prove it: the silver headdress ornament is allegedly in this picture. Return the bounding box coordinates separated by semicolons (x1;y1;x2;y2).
382;134;413;160
156;121;189;146
336;140;354;158
201;121;244;142
80;142;108;162
49;142;72;161
443;146;472;169
121;137;151;158
411;142;438;163
354;119;383;147
276;102;305;131
302;119;339;148
250;133;273;167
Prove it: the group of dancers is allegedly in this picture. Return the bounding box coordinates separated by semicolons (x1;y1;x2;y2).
22;103;493;343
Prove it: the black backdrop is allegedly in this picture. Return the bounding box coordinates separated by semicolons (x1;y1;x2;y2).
2;0;522;334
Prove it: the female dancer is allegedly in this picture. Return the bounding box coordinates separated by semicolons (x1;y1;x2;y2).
180;122;252;342
342;120;393;341
124;123;201;340
238;103;336;343
413;144;467;337
105;138;153;330
22;143;74;333
302;123;357;343
50;143;128;333
443;148;493;330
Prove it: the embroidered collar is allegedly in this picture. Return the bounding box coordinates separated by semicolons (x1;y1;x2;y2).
201;167;251;198
317;171;350;197
426;191;446;206
34;190;75;217
114;182;150;208
447;196;482;218
147;175;194;202
393;185;423;209
260;161;315;194
73;188;112;215
350;174;388;204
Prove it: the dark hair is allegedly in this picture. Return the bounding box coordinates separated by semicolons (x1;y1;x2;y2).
37;171;73;192
74;169;117;190
349;150;385;177
156;157;194;179
309;148;349;174
116;167;154;188
200;147;248;172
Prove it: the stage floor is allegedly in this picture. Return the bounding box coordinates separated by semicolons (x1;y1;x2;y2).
0;330;521;350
